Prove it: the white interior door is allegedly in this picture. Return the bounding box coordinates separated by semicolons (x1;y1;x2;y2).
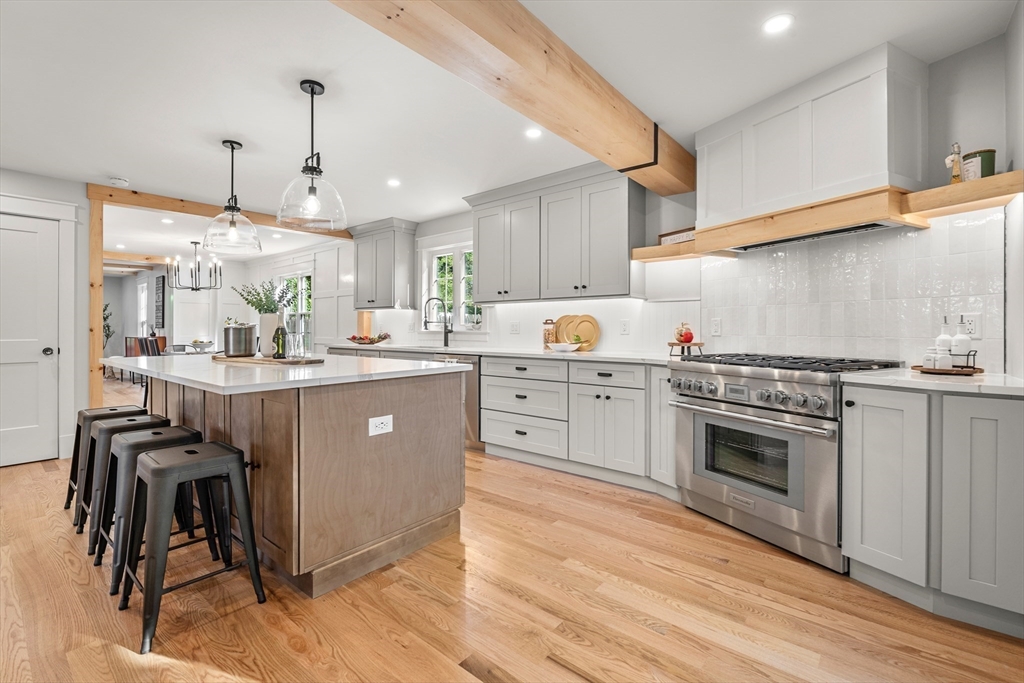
0;213;59;466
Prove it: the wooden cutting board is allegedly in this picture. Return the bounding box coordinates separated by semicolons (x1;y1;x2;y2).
211;354;324;366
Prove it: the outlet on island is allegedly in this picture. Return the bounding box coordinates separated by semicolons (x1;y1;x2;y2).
369;414;393;436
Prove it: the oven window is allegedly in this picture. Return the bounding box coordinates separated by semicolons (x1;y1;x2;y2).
705;424;789;494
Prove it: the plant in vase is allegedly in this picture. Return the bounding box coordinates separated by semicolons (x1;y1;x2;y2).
232;281;297;356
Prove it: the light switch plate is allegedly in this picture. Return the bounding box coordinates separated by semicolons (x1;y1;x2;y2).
619;319;630;335
960;312;982;339
369;415;393;436
711;318;722;336
510;321;521;335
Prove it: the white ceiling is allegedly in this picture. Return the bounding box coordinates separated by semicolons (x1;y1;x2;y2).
1;0;1017;233
523;0;1018;150
102;205;334;262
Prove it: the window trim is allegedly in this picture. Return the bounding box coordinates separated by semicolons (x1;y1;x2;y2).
421;241;485;333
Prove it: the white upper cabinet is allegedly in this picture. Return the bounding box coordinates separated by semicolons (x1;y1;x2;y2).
466;162;645;303
349;218;417;310
694;44;928;230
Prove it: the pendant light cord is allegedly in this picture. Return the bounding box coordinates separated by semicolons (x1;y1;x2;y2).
230;145;235;200
310;87;315;159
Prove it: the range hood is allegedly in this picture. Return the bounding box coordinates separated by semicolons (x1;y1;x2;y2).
693;186;928;253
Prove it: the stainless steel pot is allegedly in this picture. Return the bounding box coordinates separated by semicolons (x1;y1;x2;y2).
223;326;257;357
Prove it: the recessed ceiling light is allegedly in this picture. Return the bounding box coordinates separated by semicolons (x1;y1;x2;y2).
525;128;542;139
161;218;174;224
387;178;401;187
116;244;126;249
762;14;793;34
272;234;282;239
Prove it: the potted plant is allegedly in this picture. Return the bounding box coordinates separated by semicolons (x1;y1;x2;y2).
232;281;297;357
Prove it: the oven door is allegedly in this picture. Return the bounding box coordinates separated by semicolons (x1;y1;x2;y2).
673;397;839;547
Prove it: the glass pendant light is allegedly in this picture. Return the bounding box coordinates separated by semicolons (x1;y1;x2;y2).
203;140;262;254
277;79;347;231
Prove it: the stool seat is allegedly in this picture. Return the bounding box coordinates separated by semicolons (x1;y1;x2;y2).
82;414;170;549
66;405;146;523
121;440;265;654
95;426;207;595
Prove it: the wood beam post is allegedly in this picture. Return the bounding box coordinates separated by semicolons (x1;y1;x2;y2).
102;251;166;265
333;0;696;196
356;311;373;338
88;200;104;408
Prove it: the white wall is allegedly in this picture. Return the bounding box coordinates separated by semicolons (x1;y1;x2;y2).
928;35;1008;187
101;275;124;357
1007;0;1023;173
645;190;695;246
701;206;1007;371
1006;194;1023;378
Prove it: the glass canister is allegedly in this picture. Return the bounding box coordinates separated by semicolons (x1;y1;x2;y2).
543;319;556;349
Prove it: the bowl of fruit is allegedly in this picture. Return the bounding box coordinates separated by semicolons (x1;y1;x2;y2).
348;332;391;345
191;339;215;352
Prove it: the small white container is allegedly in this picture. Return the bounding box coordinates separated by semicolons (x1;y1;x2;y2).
951;316;972;356
935;348;954;369
922;346;937;369
935;316;953;352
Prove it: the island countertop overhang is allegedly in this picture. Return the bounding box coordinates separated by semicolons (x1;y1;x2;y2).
103;354;471;395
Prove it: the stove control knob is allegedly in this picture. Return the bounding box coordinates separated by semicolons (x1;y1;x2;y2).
682;378;694;391
772;390;789;405
669;378;683;391
691;380;704;393
755;389;772;402
809;395;827;411
703;383;718;397
791;393;808;407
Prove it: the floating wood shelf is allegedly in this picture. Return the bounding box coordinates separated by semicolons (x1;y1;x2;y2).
631;241;736;263
900;170;1024;219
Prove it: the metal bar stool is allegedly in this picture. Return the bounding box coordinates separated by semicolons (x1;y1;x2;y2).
66;406;147;525
120;441;265;654
79;414;170;542
95;425;217;595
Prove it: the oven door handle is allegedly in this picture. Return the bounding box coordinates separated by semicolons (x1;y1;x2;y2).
668;401;835;437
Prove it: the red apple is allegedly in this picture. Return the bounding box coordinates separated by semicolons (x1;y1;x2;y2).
681;330;694;343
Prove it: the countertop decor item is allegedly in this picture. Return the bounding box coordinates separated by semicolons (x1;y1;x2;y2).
668;341;705;357
277;79;347;232
554;315;577;343
542;318;556;349
962;149;996;180
212;353;324;366
911;365;984;376
233;281;296;358
548;343;581;352
348;332;391;345
565;315;600;351
945;142;963;184
674;322;694;343
222;323;257;358
202;140;262;254
167;241;222;292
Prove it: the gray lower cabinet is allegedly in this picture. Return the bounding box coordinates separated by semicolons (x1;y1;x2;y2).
649;367;676;487
480;409;567;460
941;396;1024;613
841;386;929;586
327;347;380;358
568;383;645;476
480;375;567;421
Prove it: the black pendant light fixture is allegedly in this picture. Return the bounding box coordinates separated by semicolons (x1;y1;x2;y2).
277;79;347;231
203;140;262;254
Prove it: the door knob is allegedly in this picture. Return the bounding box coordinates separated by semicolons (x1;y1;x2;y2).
42;347;53;356
844;400;855;407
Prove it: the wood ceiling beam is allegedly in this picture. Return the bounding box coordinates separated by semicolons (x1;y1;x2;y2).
333;0;696;196
102;250;165;265
103;261;153;270
86;184;353;239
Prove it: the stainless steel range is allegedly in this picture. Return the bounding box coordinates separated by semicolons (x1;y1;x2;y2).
668;354;900;572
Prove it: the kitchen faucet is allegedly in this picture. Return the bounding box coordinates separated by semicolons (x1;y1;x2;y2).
423;297;452;347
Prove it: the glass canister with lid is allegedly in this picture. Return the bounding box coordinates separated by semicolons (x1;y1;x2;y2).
543;318;557;349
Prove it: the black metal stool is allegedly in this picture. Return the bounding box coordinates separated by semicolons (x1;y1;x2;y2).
120;441;266;654
80;414;170;544
65;406;147;524
94;425;215;595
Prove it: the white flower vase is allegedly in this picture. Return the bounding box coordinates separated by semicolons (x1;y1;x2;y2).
259;313;278;357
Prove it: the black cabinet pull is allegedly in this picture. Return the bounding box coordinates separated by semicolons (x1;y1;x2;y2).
573;285;579;290
515;429;527;436
504;290;509;294
515;394;527;399
581;285;587;289
243;461;261;470
515;366;527;371
498;290;502;295
605;395;611;400
595;394;601;399
844;400;855;407
665;378;671;383
597;372;612;377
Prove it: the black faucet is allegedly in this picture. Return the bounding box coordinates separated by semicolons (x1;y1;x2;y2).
423;297;452;347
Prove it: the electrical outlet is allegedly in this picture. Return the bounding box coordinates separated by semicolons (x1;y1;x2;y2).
960;312;983;339
369;415;393;436
711;318;722;336
406;321;415;333
510;321;521;335
619;319;630;335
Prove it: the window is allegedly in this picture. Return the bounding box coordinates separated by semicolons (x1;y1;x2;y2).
280;272;313;353
423;244;482;331
137;281;148;335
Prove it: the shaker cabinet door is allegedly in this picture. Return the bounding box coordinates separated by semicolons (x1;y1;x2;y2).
841;386;928;586
568;383;603;467
941;396;1024;614
372;232;395;308
504;197;541;301
603;386;646;476
540;188;582;299
353;236;375;308
473;205;505;304
649;367;677;487
581;178;630;298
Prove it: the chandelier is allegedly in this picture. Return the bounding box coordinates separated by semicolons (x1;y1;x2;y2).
166;241;222;292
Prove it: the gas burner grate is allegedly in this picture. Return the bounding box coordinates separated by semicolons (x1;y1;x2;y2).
674;353;899;373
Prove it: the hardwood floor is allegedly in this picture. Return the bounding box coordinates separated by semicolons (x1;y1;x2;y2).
101;375;145;408
1;442;1021;681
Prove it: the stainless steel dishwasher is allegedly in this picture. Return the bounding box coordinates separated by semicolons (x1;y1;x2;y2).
433;353;482;450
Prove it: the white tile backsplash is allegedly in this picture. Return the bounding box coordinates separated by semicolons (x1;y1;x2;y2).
701;206;1007;372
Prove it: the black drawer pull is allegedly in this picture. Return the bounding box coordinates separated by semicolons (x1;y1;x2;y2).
844;400;855;407
605;395;611;400
515;394;527;399
515;366;527;371
595;394;601;399
597;372;613;377
515;429;527;436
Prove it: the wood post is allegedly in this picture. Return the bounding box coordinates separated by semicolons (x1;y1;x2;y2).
88;200;104;408
356;311;373;338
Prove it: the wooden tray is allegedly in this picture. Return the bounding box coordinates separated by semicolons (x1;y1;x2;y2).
667;342;705;348
910;365;984;376
212;354;324;366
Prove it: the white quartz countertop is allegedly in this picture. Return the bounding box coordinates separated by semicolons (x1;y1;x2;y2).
104;354;470;395
329;344;674;366
840;368;1024;397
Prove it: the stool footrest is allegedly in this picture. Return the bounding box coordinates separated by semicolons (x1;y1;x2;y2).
163;561;245;594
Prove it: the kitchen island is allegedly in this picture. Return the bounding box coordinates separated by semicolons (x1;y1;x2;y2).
103;353;470;598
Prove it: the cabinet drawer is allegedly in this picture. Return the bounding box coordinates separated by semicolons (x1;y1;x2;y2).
327;347;359;356
569;362;646;389
378;351;434;361
481;356;568;382
480;376;567;420
480;409;568;460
